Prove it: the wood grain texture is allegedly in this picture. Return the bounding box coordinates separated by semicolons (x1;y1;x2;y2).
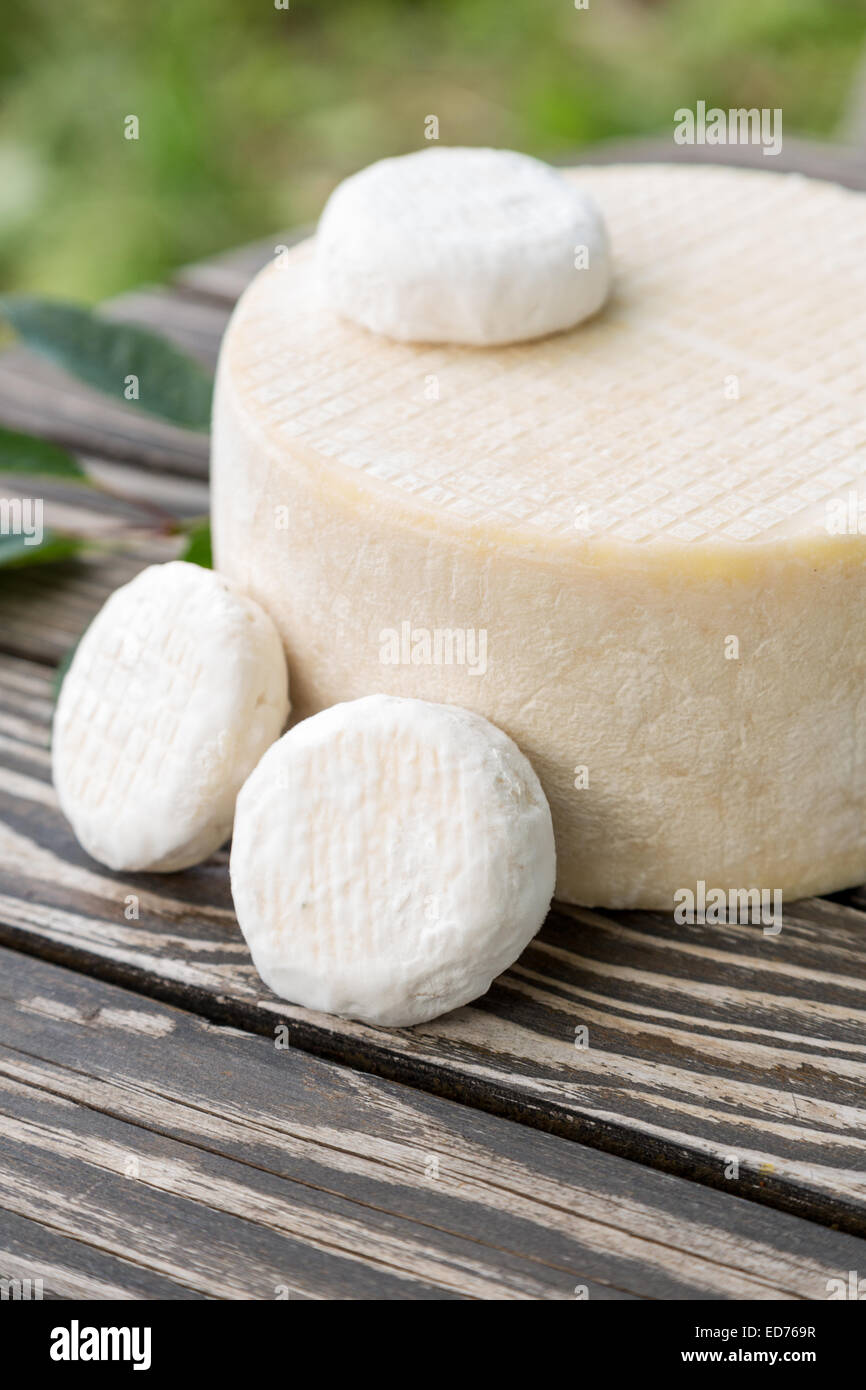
0;274;238;476
0;1208;207;1300
0;452;207;665
0;349;209;477
0;546;177;667
0;651;864;1237
2;946;864;1300
173;227;312;303
0;283;222;478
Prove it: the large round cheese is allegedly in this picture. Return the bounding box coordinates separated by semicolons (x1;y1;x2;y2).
212;164;866;909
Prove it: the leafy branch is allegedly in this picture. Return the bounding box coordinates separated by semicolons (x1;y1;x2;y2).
0;297;213;570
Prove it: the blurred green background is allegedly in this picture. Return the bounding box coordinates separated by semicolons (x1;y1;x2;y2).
2;0;866;300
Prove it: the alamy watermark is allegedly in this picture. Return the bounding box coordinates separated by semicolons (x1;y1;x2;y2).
674;102;782;158
826;1270;866;1300
50;1322;151;1370
674;880;782;934
1;1275;43;1299
825;492;866;535
0;496;43;546
379;621;487;676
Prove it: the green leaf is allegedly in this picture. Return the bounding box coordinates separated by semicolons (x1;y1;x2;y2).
180;518;212;568
0;295;213;431
0;425;88;480
0;528;83;570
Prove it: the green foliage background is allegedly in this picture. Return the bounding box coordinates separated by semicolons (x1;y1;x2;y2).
2;0;865;299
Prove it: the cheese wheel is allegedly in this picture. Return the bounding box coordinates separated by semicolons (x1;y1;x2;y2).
53;561;290;872
230;695;556;1027
315;146;610;345
212;164;866;909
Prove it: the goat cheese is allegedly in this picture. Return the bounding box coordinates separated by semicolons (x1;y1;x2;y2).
315;146;610;345
53;561;290;872
230;695;556;1026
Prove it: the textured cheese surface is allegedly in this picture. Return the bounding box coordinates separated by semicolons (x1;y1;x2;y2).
222;165;866;550
230;695;556;1026
213;165;866;909
53;562;290;873
315;146;610;345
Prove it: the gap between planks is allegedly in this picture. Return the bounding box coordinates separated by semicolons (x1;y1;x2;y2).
2;946;865;1299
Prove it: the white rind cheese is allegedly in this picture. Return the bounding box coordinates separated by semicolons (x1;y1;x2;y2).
315;146;610;345
53;561;290;873
212;165;866;909
230;694;556;1026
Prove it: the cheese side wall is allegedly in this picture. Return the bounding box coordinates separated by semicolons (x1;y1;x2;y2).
212;359;866;909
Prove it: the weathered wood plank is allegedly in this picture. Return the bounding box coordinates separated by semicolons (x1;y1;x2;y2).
0;547;172;667
0;284;226;475
0;349;210;477
0;652;864;1236
0;468;204;538
0;454;206;665
3;947;864;1300
0;286;221;476
0;1208;207;1300
0;952;621;1301
173;228;311;303
101;286;232;370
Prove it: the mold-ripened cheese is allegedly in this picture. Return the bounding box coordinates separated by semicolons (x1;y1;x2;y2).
212;164;866;909
230;694;556;1026
53;561;290;872
315;146;610;345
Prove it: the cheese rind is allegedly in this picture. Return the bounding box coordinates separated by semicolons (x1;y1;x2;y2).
315;146;610;345
230;694;556;1026
52;561;290;872
212;165;866;908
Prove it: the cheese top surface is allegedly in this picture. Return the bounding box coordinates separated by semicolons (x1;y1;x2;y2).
225;165;866;553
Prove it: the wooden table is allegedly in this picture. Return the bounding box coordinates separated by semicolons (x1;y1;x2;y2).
1;143;865;1301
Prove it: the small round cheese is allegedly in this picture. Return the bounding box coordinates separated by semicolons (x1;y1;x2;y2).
315;146;610;345
230;695;555;1027
53;561;290;873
